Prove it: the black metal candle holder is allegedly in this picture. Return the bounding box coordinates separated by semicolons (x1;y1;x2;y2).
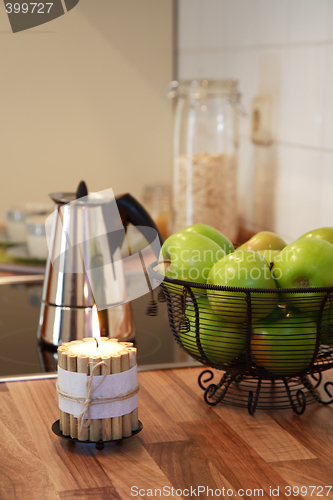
52;420;143;450
149;262;333;415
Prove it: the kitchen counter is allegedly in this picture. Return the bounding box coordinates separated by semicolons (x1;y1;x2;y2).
2;367;333;500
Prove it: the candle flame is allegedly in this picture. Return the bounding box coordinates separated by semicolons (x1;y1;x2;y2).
92;304;100;346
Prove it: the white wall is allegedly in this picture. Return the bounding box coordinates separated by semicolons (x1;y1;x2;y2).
177;0;333;243
0;0;174;223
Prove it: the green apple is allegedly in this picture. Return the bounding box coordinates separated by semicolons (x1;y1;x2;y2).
237;231;287;252
158;231;225;286
298;227;333;245
320;317;333;345
206;250;278;323
180;224;234;255
180;296;246;363
257;249;281;266
251;308;317;376
272;237;333;289
321;300;333;345
309;300;333;345
272;238;333;313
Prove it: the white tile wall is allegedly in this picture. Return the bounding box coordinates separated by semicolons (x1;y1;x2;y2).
323;44;333;149
287;0;331;44
253;0;289;46
320;152;333;226
177;0;202;51
178;52;202;78
177;0;333;241
275;146;323;241
201;0;229;49
329;1;333;42
237;136;255;228
279;45;327;148
224;0;257;48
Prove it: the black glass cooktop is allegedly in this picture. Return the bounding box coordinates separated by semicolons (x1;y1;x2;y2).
0;276;199;382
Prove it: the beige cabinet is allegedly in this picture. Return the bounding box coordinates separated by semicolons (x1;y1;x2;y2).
0;0;174;222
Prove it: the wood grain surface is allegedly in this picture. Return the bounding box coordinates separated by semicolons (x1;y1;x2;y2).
1;367;333;500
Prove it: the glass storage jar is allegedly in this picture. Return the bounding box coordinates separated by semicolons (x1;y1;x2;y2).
168;79;240;242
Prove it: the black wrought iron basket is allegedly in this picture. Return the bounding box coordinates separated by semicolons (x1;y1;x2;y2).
149;262;333;414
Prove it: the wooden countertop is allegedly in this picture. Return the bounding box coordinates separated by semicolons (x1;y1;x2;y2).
2;367;333;500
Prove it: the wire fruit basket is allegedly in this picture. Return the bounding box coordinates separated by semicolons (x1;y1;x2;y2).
149;262;333;414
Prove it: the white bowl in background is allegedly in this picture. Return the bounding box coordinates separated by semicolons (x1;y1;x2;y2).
25;214;49;259
6;203;52;243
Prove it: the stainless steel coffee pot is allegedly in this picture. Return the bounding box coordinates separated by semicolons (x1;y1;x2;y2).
37;182;162;347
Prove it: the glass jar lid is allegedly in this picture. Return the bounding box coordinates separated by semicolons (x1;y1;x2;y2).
168;79;240;101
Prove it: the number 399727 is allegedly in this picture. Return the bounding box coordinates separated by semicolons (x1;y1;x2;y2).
5;3;53;14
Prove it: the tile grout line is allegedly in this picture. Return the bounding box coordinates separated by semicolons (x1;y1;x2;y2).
238;134;333;155
179;40;333;55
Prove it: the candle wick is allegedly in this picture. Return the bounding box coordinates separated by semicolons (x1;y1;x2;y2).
93;337;99;348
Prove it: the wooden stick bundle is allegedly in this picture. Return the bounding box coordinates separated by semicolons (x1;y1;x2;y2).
89;356;101;441
67;353;78;439
101;356;112;441
57;341;138;442
119;342;134;348
127;347;139;431
111;353;122;440
77;354;89;441
57;346;70;436
120;350;132;438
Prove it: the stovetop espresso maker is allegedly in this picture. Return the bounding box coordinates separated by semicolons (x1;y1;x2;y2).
37;182;162;347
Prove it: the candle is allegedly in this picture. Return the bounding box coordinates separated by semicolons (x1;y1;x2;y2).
56;305;138;442
66;340;123;357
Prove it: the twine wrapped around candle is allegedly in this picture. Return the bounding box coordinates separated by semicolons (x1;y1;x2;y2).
56;361;139;434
